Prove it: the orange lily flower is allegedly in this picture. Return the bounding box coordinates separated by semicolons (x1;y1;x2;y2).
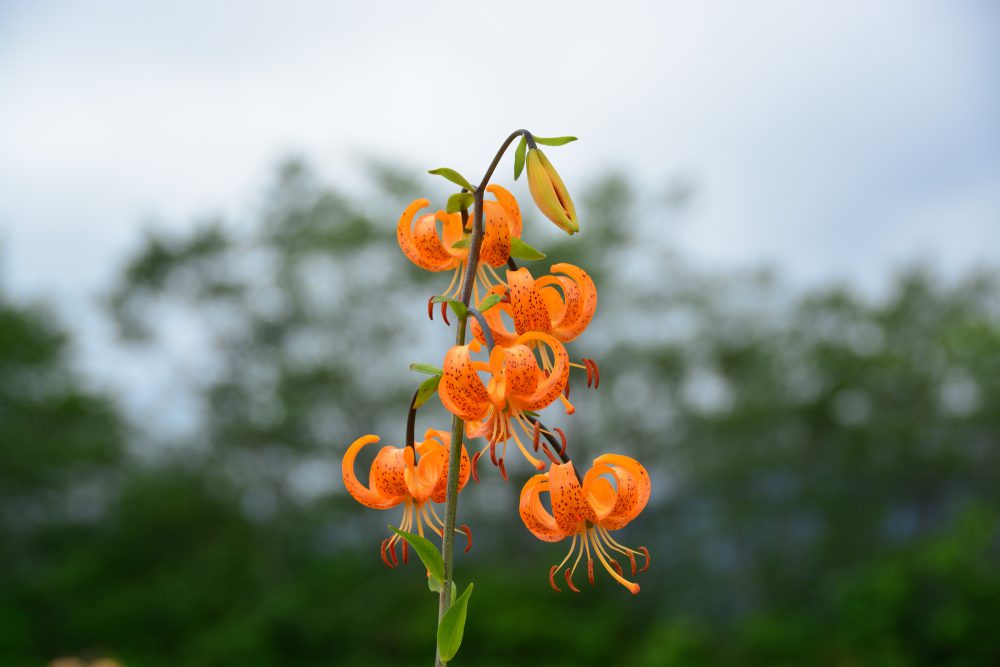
342;429;471;566
438;333;572;475
397;185;522;303
520;455;651;594
472;263;597;346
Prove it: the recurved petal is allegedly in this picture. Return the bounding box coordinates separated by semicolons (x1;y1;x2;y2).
486;184;522;238
439;344;491;421
515;333;569;411
341;435;402;509
507;268;552;335
397;199;430;268
479;201;512;267
519;474;566;542
593;454;651;530
582;463;617;522
471;285;519;347
549;263;596;341
411;211;461;269
370;445;409;499
549;461;596;534
501;343;542;399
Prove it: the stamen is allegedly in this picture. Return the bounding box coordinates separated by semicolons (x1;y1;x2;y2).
470;450;483;483
427;295;435;321
539;442;561;465
441;302;450;326
584;358;600;388
558;393;576;415
583;359;594;387
402;539;409;564
380;538;394;568
639;547;651;573
564;382;571;400
532;419;541;451
564;567;581;593
510;424;545;470
498;457;508;481
588;558;595;586
554;427;568;457
549;565;561;593
458;524;473;553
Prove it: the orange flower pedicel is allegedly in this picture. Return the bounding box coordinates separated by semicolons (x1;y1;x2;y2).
341;129;650;664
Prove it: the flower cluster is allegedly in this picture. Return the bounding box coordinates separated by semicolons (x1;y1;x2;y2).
341;133;650;596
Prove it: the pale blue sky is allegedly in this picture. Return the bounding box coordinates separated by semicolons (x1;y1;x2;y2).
1;0;998;301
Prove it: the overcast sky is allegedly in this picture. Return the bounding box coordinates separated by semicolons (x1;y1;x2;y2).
1;0;998;306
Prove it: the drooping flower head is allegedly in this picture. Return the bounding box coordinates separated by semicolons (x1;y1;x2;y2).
342;429;471;566
397;185;522;303
520;455;650;594
438;333;572;476
472;263;597;347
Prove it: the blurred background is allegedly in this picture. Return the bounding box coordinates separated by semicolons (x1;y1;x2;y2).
1;1;999;665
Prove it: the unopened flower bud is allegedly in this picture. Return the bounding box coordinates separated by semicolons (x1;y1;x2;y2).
526;148;578;235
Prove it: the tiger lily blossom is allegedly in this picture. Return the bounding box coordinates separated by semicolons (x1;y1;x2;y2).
520;455;650;594
341;429;471;566
397;184;522;304
472;262;597;343
438;332;572;476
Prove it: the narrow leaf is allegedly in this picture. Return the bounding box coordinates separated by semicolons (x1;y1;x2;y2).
410;362;443;376
478;294;502;312
429;168;475;191
451;237;471;249
437;583;474;662
446;192;475;214
510;237;546;261
533;135;578;146
513;136;527;180
414;375;442;408
448;300;468;320
390;527;445;583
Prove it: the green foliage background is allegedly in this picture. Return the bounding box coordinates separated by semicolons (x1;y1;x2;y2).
2;161;998;666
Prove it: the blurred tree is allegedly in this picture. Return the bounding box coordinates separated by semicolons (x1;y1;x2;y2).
3;160;998;666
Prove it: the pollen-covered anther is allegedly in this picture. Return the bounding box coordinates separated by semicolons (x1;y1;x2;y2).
498;457;509;481
532;420;541;451
459;524;473;553
587;558;595;586
549;565;561;592
554;427;568;457
639;547;651;573
401;539;409;564
470;450;483;483
441;302;450;326
427;296;435;321
564;568;581;593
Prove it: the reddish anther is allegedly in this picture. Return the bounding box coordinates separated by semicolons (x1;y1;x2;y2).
608;558;623;576
489;441;499;467
639;547;651;573
380;539;393;568
554;427;568;457
589;359;600;388
440;302;450;326
539;442;560;465
549;565;562;592
470;450;483;483
459;524;473;553
584;359;594;387
402;539;409;564
564;381;571;399
564;568;581;593
427;296;435;320
627;552;638;576
532;420;541;451
498;457;509;481
587;558;595;585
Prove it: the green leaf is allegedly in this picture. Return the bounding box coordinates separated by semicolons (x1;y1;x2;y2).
410;362;443;376
533;135;578;146
448;300;468;320
414;375;442;408
479;294;502;312
431;296;450;304
437;583;474;662
513;136;527;180
451;237;471;249
428;579;458;600
510;237;546;261
446;192;475;214
428;168;475;191
389;527;445;583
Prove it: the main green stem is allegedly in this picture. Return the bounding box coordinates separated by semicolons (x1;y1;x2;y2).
435;130;528;666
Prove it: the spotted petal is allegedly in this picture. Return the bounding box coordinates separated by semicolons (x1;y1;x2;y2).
342;435;404;510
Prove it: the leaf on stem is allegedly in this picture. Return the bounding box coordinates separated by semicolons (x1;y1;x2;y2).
414;375;442;408
446;192;475;214
513;136;527;180
437;583;474;662
389;527;445;583
451;237;471;249
533;135;578;146
478;294;502;312
429;168;475;191
410;362;443;376
510;237;546;261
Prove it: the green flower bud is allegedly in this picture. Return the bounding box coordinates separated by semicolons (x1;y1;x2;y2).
526;148;578;235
